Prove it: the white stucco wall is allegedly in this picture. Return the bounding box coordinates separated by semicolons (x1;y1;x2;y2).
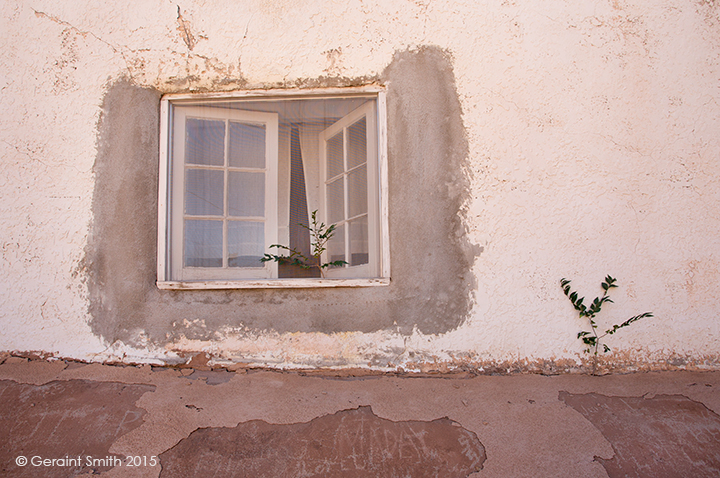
1;0;719;371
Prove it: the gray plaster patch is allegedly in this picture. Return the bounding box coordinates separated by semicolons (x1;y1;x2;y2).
158;405;486;477
559;391;720;478
86;46;476;352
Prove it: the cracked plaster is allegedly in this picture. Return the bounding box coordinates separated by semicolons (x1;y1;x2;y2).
1;0;720;371
2;359;720;478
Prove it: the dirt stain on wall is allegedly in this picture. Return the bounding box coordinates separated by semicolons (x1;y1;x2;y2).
85;46;477;355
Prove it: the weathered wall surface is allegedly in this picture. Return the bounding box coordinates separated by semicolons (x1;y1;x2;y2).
86;48;475;358
1;0;719;372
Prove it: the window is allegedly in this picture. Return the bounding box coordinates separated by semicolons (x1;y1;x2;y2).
157;88;389;289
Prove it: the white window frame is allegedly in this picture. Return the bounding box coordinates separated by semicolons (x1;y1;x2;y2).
171;106;279;281
157;87;390;290
319;101;379;279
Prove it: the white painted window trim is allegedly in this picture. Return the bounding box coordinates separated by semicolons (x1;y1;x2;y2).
377;91;390;279
157;278;390;290
157;87;390;290
319;101;379;279
160;85;386;102
171;106;279;281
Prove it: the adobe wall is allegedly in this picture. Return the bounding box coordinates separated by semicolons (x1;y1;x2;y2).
1;0;719;372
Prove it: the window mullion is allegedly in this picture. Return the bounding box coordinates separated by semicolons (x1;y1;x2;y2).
223;119;229;269
343;127;350;268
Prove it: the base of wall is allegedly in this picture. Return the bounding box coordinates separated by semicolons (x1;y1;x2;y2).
4;350;720;377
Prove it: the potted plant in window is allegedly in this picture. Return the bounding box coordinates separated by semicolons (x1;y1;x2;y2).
261;210;347;278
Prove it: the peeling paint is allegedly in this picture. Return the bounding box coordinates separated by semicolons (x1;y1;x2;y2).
0;379;154;476
159;406;486;477
3;358;720;477
560;391;720;477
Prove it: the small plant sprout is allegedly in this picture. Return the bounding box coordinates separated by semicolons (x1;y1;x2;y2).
260;210;347;278
560;275;653;356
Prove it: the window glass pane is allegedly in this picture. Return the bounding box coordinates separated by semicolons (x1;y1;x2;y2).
326;177;344;224
170;96;381;282
347;117;367;170
347;164;367;218
185;169;224;216
326;132;344;179
228;171;265;217
327;223;345;267
228;122;265;169
349;216;369;266
186;118;225;166
228;221;265;268
184;220;222;267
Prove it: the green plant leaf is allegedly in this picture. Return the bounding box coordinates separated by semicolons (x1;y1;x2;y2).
561;274;652;357
605;312;653;335
582;337;597;346
263;210;347;278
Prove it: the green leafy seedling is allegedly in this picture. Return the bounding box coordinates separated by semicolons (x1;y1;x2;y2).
261;210;347;278
560;275;653;357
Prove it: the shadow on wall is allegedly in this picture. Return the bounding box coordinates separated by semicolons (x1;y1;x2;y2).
84;46;478;350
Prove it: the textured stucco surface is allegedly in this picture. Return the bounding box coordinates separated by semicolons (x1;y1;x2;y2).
1;0;720;370
2;359;720;478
